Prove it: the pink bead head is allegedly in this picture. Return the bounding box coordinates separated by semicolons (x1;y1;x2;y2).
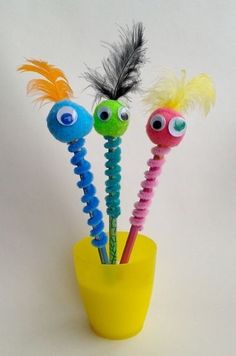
144;70;216;148
146;107;186;147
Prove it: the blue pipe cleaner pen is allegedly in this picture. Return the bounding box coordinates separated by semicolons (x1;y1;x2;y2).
18;59;109;264
69;139;109;263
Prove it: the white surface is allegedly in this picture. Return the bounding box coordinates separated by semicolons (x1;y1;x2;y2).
0;0;235;355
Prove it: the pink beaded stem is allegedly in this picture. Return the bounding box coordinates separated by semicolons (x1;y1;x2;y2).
120;145;170;263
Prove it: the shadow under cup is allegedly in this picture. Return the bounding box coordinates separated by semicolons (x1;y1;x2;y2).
73;231;157;339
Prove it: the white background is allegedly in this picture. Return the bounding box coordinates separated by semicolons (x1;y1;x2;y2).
0;0;235;355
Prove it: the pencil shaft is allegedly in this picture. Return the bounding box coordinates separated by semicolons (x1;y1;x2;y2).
109;216;117;263
98;246;109;264
120;225;139;263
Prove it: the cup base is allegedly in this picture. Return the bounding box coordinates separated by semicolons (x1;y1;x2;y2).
91;323;143;340
73;231;157;340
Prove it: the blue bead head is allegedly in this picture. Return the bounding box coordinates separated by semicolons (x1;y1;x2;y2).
47;100;93;143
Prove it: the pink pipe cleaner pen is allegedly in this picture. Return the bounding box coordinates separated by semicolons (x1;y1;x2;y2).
120;70;216;263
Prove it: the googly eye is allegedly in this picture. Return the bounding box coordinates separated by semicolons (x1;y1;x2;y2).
150;115;166;131
97;107;111;121
168;117;187;137
118;107;129;121
56;106;78;126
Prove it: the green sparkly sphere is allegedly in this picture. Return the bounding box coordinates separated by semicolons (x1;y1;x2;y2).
93;100;130;137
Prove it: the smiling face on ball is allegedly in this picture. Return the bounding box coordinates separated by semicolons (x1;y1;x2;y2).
93;100;129;137
46;100;93;143
146;108;187;147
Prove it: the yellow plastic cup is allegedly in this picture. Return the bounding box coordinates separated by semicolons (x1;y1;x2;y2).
73;231;157;339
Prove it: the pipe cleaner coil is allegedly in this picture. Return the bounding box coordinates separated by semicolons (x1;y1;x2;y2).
130;146;170;229
104;136;122;219
69;138;107;247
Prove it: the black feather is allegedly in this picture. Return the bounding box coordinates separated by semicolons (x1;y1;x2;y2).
84;23;146;101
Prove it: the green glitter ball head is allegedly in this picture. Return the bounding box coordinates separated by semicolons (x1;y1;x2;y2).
93;100;130;137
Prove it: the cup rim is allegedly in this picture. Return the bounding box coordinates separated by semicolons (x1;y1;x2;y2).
73;231;157;267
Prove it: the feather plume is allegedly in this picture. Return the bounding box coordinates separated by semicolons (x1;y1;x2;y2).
144;70;216;116
84;23;146;101
18;59;73;104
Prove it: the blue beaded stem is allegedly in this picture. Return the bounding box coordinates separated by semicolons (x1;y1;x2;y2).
104;136;122;264
68;138;109;264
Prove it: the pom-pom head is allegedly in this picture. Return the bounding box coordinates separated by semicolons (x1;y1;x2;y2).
47;100;93;143
145;70;215;147
146;108;186;147
94;100;129;137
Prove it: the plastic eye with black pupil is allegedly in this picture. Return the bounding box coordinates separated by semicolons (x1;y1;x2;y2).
56;106;78;126
118;107;129;121
150;115;166;131
97;107;111;121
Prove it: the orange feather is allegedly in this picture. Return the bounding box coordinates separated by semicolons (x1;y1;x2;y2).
18;59;73;104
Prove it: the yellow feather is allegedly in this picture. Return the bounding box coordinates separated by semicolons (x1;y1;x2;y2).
144;70;215;116
18;59;73;104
